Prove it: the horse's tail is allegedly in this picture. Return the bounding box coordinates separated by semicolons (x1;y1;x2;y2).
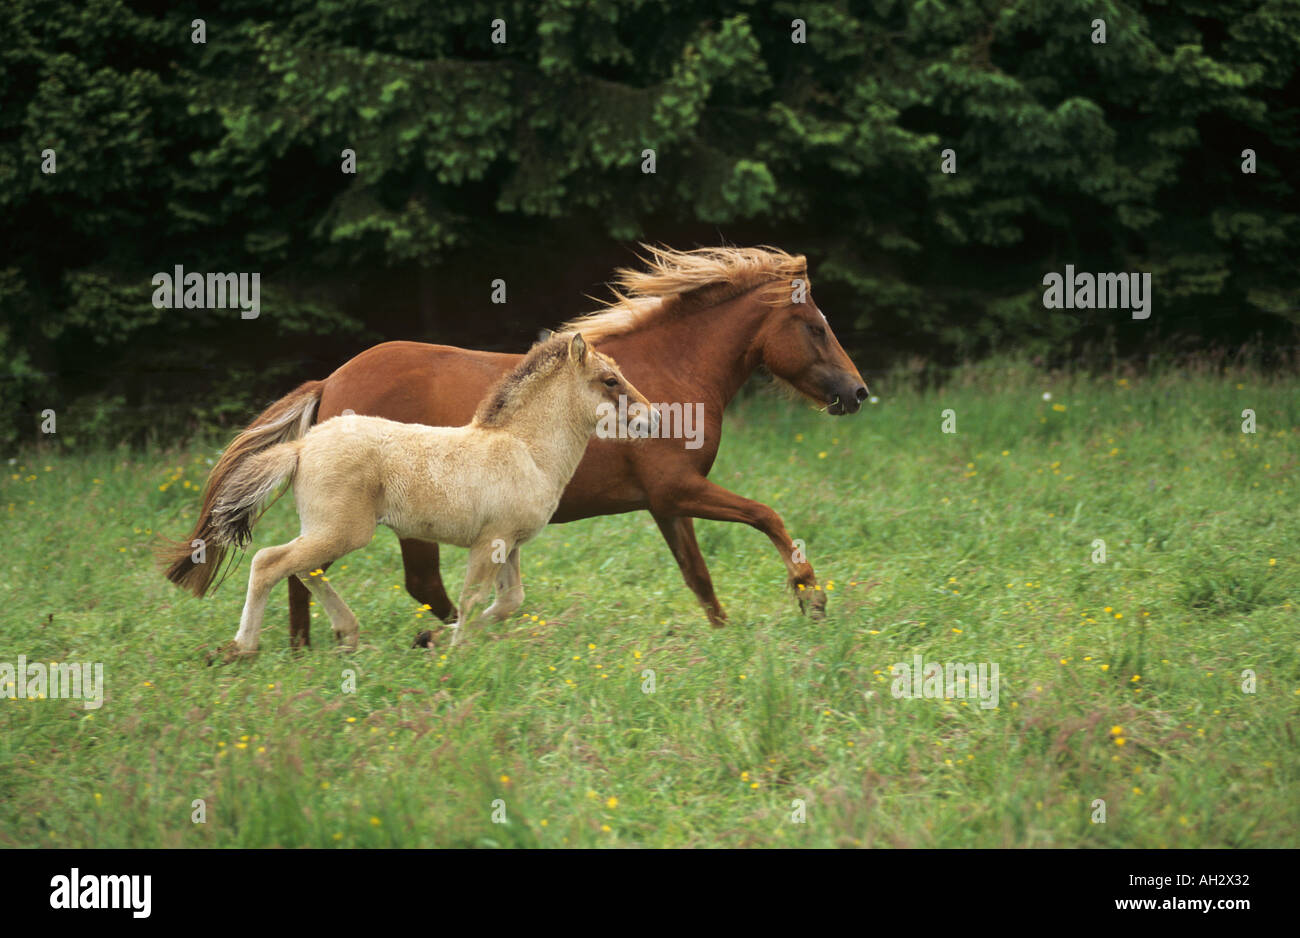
159;381;321;597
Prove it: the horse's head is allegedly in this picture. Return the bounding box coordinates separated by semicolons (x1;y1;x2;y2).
558;244;869;415
756;279;869;415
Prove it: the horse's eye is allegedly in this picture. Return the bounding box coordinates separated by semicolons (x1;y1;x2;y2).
807;322;826;338
604;377;619;388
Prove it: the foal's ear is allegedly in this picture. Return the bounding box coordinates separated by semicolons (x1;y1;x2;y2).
568;332;589;366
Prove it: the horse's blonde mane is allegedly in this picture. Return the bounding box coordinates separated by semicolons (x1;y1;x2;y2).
559;244;808;341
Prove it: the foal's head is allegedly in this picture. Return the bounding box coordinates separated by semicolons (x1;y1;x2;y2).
564;332;656;438
753;270;869;416
475;331;654;437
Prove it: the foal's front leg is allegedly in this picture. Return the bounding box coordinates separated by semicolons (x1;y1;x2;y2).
481;547;524;623
447;543;502;648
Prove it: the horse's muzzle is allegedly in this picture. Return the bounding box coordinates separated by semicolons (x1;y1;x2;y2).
827;384;869;415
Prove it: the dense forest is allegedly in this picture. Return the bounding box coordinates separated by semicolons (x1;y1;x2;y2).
2;0;1297;445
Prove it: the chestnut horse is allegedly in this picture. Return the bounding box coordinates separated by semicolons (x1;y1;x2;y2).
196;245;868;647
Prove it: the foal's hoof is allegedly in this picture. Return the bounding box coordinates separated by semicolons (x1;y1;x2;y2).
412;629;435;649
208;641;256;665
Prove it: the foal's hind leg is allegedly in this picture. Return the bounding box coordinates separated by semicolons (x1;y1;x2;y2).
287;564;331;650
233;537;341;654
301;574;361;651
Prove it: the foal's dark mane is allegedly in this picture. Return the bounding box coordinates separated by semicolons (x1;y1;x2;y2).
472;333;572;427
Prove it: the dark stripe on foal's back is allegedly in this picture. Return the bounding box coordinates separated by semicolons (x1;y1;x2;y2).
473;334;570;427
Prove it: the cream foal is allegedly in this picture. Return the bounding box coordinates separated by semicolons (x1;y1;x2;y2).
208;332;653;654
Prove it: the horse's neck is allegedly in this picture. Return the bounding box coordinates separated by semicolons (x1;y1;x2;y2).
606;291;768;408
495;380;593;482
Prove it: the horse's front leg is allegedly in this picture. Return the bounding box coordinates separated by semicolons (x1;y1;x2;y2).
652;514;727;627
667;478;825;620
399;537;458;622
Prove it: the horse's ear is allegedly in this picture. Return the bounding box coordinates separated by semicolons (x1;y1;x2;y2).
537;327;554;343
568;332;588;365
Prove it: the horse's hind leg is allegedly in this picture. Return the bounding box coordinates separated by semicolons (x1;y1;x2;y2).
288;563;331;650
301;574;360;651
399;537;457;622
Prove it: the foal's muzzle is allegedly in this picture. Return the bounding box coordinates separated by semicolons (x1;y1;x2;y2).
627;405;660;438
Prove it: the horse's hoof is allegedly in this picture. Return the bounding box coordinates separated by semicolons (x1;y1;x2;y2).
797;587;828;620
412;629;435;649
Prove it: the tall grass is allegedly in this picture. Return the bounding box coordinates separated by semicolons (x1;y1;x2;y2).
1;360;1296;846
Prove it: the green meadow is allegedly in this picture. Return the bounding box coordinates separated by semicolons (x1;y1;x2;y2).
2;360;1297;847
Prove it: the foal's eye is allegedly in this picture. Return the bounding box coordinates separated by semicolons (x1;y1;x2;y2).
806;322;826;338
603;377;619;388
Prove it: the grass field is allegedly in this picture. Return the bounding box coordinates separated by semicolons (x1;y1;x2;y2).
2;360;1297;847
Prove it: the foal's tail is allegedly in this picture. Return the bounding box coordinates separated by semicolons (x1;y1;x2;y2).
159;381;321;597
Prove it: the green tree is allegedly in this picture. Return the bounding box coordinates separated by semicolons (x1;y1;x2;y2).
2;0;1297;445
